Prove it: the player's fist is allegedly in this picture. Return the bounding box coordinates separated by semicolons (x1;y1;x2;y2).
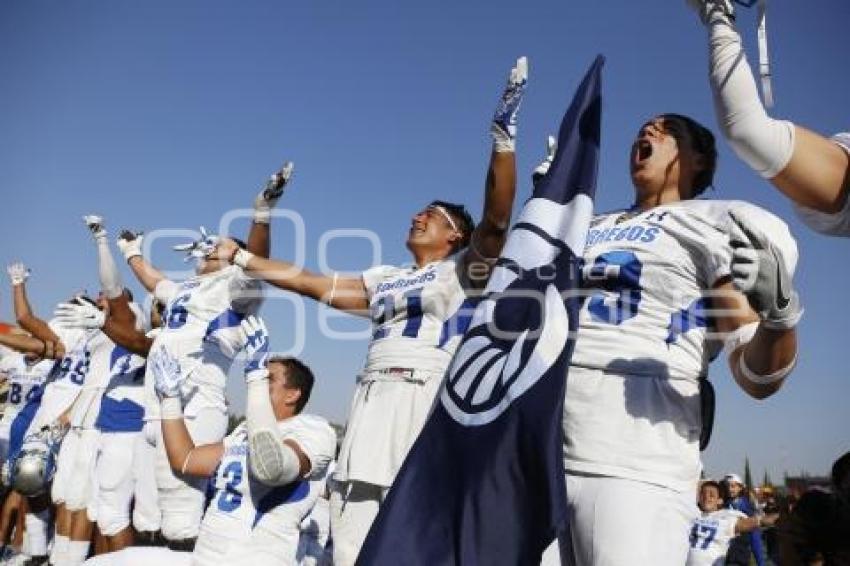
209;237;254;269
532;135;557;187
237;315;270;383
7;263;30;286
491;56;528;153
729;210;802;330
150;345;183;399
83;215;106;240
54;299;106;330
254;162;295;224
117;230;144;262
686;0;735;24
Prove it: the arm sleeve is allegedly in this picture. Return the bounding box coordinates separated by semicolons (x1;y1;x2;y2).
95;237;124;299
705;14;795;179
245;378;301;486
153;280;180;305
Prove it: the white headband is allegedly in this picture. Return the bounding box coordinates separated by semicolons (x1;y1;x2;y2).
429;205;460;232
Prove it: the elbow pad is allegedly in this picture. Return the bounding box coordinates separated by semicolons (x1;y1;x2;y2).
248;429;301;486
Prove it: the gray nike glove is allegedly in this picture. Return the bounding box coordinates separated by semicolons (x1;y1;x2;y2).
728;210;802;330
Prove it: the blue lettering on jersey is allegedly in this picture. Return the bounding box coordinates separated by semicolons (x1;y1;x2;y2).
217;460;244;512
371;287;427;340
438;297;479;349
584;251;643;325
586;223;659;247
689;520;718;549
375;269;437;294
54;348;90;385
164;294;191;329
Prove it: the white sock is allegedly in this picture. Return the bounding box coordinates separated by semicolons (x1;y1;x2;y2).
706;12;794;179
50;534;69;564
23;510;50;557
65;540;90;565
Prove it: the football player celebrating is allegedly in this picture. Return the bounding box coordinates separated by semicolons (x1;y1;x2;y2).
210;57;527;565
86;316;336;565
5;264;102;565
0;340;54;565
53;215;156;554
687;480;778;566
535;112;800;565
112;164;291;550
688;0;850;236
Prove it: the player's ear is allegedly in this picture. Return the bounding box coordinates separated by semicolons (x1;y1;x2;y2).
284;387;302;409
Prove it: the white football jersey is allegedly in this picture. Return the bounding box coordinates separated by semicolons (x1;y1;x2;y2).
142;328;162;422
793;132;850;236
0;349;54;427
69;330;122;429
571;199;797;380
686;509;746;566
33;322;94;428
362;258;477;374
563;200;797;492
194;415;336;565
150;266;263;415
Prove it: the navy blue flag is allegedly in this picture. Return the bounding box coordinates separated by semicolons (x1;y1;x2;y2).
357;56;603;566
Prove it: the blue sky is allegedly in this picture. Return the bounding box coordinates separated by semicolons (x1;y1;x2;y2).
1;0;847;481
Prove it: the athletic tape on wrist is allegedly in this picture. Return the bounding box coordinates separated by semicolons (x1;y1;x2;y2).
160;396;183;420
233;249;255;269
738;351;795;385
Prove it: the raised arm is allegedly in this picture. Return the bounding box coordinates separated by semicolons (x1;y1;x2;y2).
462;57;526;285
7;263;59;344
117;231;167;294
239;317;311;485
247;162;294;258
53;299;153;357
150;345;223;477
210;239;370;315
690;2;849;215
0;332;65;360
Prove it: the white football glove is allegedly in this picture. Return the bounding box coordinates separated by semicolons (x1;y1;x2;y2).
491;57;528;153
254;162;295;224
53;299;106;330
729;210;802;330
149;345;184;399
7;263;30;286
173;226;220;263
83;214;106;240
532;135;557;188
117;230;144;262
237;315;270;384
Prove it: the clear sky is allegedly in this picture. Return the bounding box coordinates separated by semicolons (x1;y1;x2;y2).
1;0;847;482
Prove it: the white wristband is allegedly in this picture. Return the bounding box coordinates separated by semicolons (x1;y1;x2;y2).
232;249;255;269
160;396;183;420
738;352;796;385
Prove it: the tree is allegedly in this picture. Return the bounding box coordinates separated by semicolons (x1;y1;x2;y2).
762;469;772;488
744;456;753;488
